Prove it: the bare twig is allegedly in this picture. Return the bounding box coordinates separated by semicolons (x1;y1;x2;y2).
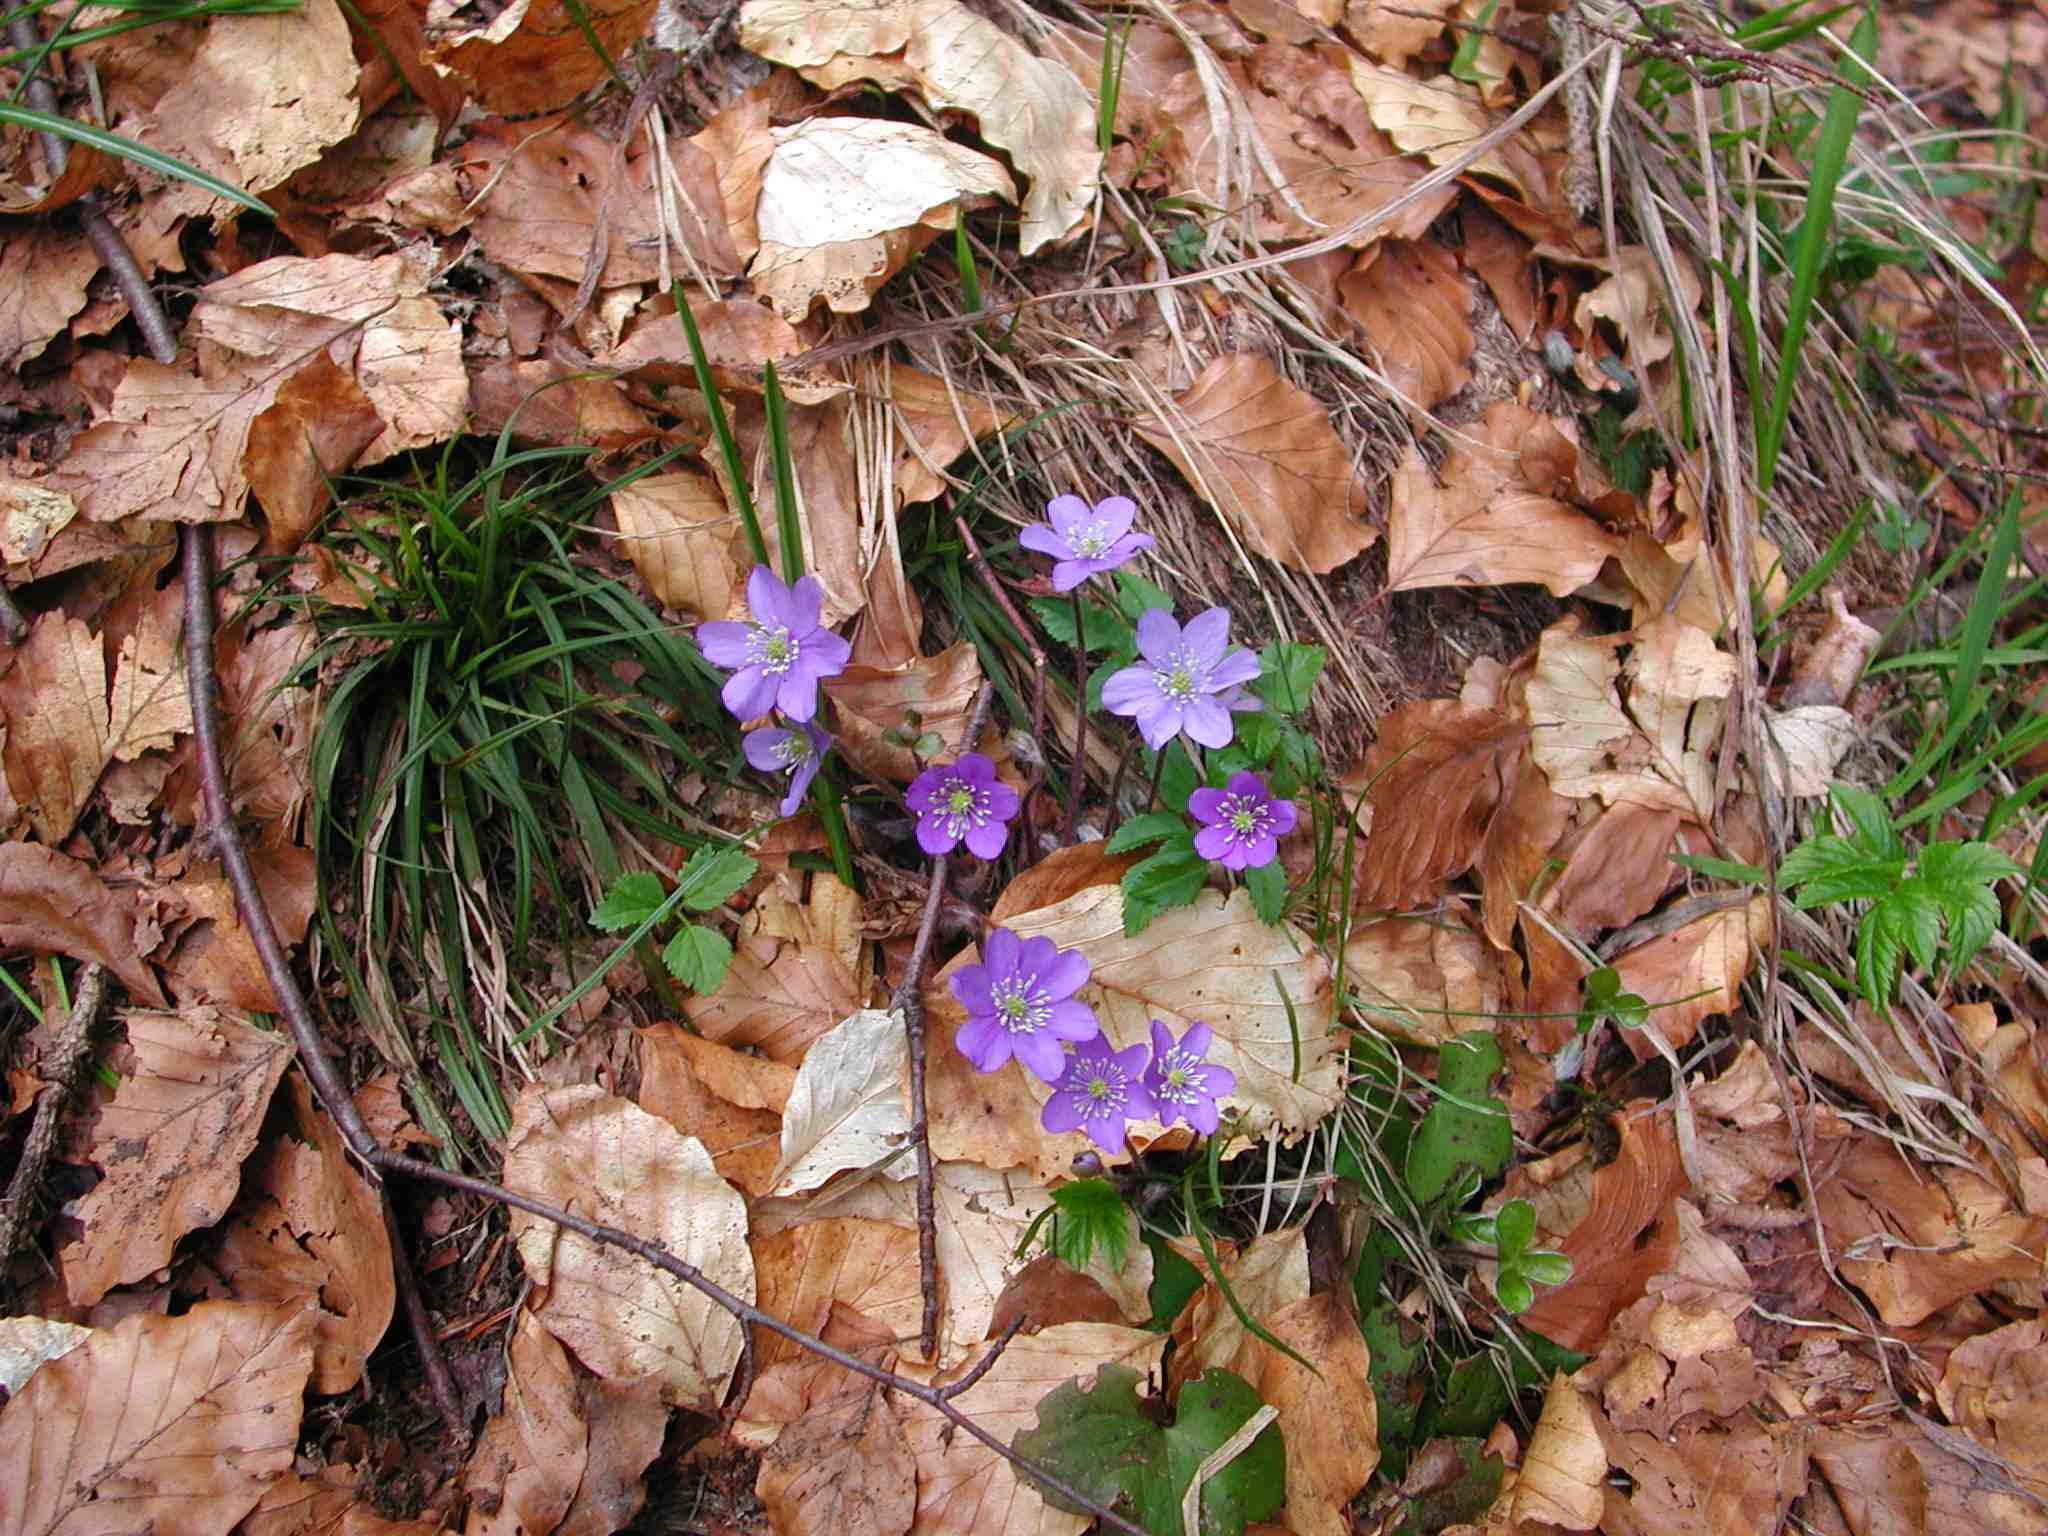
890;681;998;1360
954;515;1047;757
0;964;106;1259
183;523;462;1430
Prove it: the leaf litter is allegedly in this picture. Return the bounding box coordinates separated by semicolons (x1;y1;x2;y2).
0;0;2045;1535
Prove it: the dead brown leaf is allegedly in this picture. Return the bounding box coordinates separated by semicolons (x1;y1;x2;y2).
1512;1373;1605;1530
684;875;869;1064
748;1217;924;1374
0;1299;316;1536
1348;698;1525;909
1136;352;1377;575
1343;911;1503;1047
464;1308;588;1536
240;1466;444;1536
61;1008;293;1308
201;1072;392;1393
426;0;656;115
1249;1292;1378;1536
1386;402;1624;596
756;1381;917;1536
1609;895;1770;1058
608;469;743;621
827;641;987;784
637;1023;790;1197
0;227;97;371
1338;239;1474;411
0;842;165;1003
503;1084;754;1408
1170;1227;1311;1386
557;1369;669;1536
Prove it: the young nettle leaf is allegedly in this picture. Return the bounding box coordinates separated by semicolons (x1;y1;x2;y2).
1048;1177;1131;1272
1015;1364;1286;1536
590;871;665;931
662;923;734;993
675;844;756;912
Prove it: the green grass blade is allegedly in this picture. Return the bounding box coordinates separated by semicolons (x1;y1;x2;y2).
1754;5;1876;495
762;361;804;583
0;103;273;214
671;280;769;567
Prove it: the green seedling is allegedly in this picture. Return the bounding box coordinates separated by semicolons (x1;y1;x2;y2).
590;845;757;995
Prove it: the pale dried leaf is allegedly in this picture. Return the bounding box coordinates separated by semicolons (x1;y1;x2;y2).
1344;913;1503;1048
895;1323;1166;1536
1763;705;1855;799
61;1008;293;1307
1575;247;1704;371
1347;63;1531;197
0;1300;316;1536
741;0;1098;254
0;476;78;565
637;1023;789;1198
464;1310;588;1536
1513;1374;1606;1530
0;1315;91;1395
772;1008;913;1196
609;470;742;620
748;1217;925;1372
426;0;657;114
504;1086;754;1408
827;640;986;784
1135;353;1377;575
757;1383;917;1536
1386;402;1623;596
751;117;1016;321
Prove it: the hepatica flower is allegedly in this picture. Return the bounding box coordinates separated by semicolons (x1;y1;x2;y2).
1101;607;1261;751
1142;1019;1236;1135
1042;1036;1156;1155
1188;770;1296;870
950;927;1099;1080
743;720;831;816
1020;493;1155;592
905;752;1020;858
695;566;851;723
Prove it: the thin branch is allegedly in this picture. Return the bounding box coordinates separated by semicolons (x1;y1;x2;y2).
955;515;1048;853
0;964;105;1259
890;681;997;1360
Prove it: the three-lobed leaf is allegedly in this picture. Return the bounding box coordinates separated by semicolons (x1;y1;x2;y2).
1049;1178;1132;1272
675;844;756;911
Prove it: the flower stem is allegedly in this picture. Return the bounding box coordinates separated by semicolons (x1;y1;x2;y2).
1142;746;1169;812
1062;587;1088;842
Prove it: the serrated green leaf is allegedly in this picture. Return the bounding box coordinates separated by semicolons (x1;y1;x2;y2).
1789;862;1908;908
1942;882;2002;973
1030;595;1128;650
1856;903;1907;1008
1050;1177;1131;1271
1918;840;2022;890
1831;782;1902;860
1122;841;1210;937
1233;710;1282;763
675;844;756;912
663;923;733;992
1114;568;1176;623
591;871;665;931
1251;642;1322;717
1107;810;1189;855
1244;860;1288;925
1887;884;1945;975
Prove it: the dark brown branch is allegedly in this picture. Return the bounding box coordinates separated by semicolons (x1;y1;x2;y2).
184;535;1139;1531
890;681;998;1360
0;964;105;1258
182;524;461;1428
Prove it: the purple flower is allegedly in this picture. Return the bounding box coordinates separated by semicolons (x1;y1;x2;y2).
1188;771;1297;871
695;566;852;724
1142;1020;1236;1135
1100;607;1262;751
904;752;1020;858
1019;493;1155;592
949;927;1100;1080
1042;1036;1156;1155
744;720;831;816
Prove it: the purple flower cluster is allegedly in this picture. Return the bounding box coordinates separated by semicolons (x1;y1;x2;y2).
1020;494;1155;592
1189;771;1296;871
950;928;1236;1154
698;566;850;820
1102;607;1261;751
905;753;1020;858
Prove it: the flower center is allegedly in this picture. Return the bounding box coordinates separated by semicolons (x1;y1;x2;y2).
1155;1051;1200;1105
749;624;798;675
1079;1064;1128;1116
1226;798;1268;837
774;734;810;768
936;776;988;834
990;976;1046;1033
1155;649;1200;702
1073;524;1109;558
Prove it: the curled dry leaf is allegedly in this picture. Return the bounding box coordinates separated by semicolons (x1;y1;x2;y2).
740;0;1098;254
1525;616;1734;820
1386;401;1624;596
1347;697;1525;910
503;1085;754;1409
0;228;97;372
826;640;987;784
1575;247;1704;372
463;1309;588;1536
772;1008;913;1197
426;0;657;115
685;875;869;1064
637;1023;790;1198
0;842;166;1003
557;1370;670;1536
0;1300;316;1536
1346;63;1534;198
1512;1374;1606;1530
1250;1293;1379;1536
1338;239;1475;412
893;1322;1166;1536
1609;895;1770;1058
1762;705;1856;800
206;1073;394;1394
1343;912;1503;1048
60;1008;293;1308
608;469;742;621
1936;1316;2048;1497
1134;353;1378;576
756;1382;917;1536
750;118;1016;322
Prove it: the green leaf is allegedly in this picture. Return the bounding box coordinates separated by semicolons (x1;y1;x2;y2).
591;871;665;931
1122;839;1210;937
1518;1251;1574;1287
1493;1199;1535;1262
1855;900;1909;1008
1108;811;1190;855
1157;742;1201;815
1232;710;1282;763
1578;967;1648;1032
1360;1298;1431;1462
662;923;733;993
1831;782;1903;861
1244;860;1288;925
1251;642;1322;717
0;104;275;214
1406;1032;1511;1208
1031;595;1128;650
1114;567;1177;623
1049;1178;1131;1272
1668;851;1768;884
1919;840;2022;890
1014;1365;1285;1536
675;844;756;912
1493;1272;1535;1315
